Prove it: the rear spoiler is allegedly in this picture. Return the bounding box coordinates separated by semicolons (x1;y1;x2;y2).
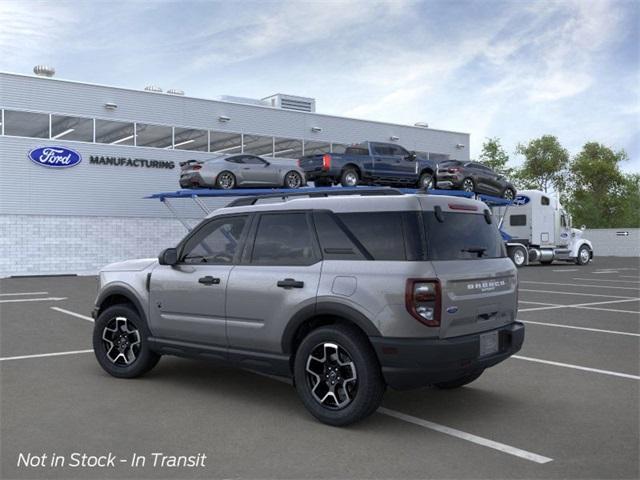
179;159;201;168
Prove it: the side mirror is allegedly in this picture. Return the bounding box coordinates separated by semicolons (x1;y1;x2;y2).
158;247;178;266
407;151;417;161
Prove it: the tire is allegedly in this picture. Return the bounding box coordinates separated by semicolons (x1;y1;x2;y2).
503;188;516;201
417;172;434;190
434;369;484;389
576;245;591;265
508;245;527;267
313;178;332;187
93;304;160;379
340;168;360;187
216;171;236;189
284;171;303;189
461;177;475;193
294;324;385;426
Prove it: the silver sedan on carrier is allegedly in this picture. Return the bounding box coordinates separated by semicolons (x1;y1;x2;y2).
179;154;307;189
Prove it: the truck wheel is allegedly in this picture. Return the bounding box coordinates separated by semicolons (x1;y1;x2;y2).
508;245;527;267
340;168;360;187
434;370;484;389
294;324;385;426
576;245;591;265
93;304;160;378
417;172;434;190
462;177;475;192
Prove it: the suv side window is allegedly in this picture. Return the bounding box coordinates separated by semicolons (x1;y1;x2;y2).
336;212;406;260
251;213;319;266
242;155;267;165
313;211;366;260
181;215;248;264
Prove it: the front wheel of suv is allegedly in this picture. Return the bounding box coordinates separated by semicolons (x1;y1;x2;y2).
294;324;385;426
93;304;160;378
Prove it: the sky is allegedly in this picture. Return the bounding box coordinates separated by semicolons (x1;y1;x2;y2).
1;0;638;172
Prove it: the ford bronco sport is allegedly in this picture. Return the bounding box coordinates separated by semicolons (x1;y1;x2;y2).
92;189;524;426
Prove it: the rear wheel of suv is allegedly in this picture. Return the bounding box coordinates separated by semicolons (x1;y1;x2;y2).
294;324;384;426
434;369;484;389
340;168;360;187
503;188;516;200
216;171;236;189
93;304;160;378
462;177;475;192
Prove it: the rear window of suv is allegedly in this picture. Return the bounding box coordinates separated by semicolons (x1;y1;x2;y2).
423;212;505;260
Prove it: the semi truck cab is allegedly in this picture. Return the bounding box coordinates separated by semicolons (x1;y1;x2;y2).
494;190;594;267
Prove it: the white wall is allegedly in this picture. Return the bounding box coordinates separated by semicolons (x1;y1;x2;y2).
584;228;640;257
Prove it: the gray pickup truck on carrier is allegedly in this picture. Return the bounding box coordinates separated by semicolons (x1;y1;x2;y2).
92;188;524;426
298;142;437;189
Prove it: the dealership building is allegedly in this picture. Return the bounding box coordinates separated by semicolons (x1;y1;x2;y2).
0;69;470;277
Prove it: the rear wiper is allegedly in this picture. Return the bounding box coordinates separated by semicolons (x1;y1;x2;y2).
461;247;487;257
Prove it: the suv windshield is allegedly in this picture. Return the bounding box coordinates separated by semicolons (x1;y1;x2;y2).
423;212;505;260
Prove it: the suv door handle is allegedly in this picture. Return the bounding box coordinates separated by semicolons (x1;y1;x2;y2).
198;276;220;285
277;278;304;289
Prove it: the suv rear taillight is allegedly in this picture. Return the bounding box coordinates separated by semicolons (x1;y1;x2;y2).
448;167;460;173
322;154;332;171
405;279;441;327
192;165;202;170
297;159;301;167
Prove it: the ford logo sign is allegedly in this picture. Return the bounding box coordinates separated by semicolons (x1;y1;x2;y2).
28;146;82;168
513;195;530;206
446;306;459;314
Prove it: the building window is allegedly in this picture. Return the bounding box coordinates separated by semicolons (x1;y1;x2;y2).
135;123;173;148
3;110;49;138
95;119;135;145
210;131;243;154
51;114;93;142
243;134;274;156
273;137;303;159
303;141;331;156
173;127;208;151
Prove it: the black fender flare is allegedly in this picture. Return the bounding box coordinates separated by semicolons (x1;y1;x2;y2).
281;301;381;354
95;284;146;320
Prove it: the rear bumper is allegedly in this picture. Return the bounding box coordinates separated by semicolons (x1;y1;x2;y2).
435;174;464;189
370;322;525;390
179;172;208;188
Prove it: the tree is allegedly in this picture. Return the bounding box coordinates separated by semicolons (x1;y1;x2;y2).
515;135;569;193
479;137;511;174
565;142;638;228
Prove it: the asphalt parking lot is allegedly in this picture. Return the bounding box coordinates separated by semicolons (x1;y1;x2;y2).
1;256;638;479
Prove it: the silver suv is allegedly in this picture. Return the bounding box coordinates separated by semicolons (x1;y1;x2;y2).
92;189;524;426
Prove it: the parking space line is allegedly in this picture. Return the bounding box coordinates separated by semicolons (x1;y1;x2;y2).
512;356;640;380
521;281;640;291
519;289;637;299
519;297;640;312
572;278;640;284
51;306;94;322
621;275;640;279
519;300;561;306
520;320;640;337
377;408;553;464
574;306;640;315
0;297;67;304
0;349;93;362
0;291;49;296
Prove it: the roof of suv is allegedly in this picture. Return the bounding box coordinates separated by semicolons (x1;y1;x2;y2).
207;193;487;218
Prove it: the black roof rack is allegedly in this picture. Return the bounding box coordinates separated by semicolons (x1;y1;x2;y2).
225;186;404;207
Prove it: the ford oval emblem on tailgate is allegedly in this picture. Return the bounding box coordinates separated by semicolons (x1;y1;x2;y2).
28;146;82;168
446;306;459;314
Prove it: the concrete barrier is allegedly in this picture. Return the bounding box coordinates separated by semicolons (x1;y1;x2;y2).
584;228;640;257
